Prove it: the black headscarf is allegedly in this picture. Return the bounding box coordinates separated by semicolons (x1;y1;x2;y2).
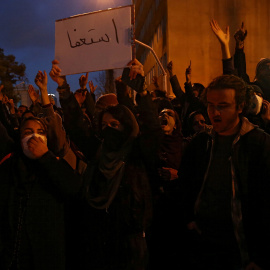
85;105;139;209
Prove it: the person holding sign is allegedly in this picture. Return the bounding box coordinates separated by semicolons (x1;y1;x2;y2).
48;59;158;270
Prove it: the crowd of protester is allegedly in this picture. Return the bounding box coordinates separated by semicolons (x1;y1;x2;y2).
0;19;270;270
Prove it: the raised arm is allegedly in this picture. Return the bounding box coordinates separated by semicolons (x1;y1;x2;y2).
114;76;135;113
79;72;89;89
49;60;78;110
89;80;97;103
234;22;247;50
49;60;67;88
127;58;145;89
166;61;184;100
233;22;250;83
28;84;40;105
210;19;231;60
34;70;70;158
210;19;236;75
75;76;96;120
49;60;99;160
127;59;162;138
35;70;50;105
184;62;195;101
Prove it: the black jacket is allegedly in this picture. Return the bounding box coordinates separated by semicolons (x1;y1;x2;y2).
180;117;270;269
0;151;82;270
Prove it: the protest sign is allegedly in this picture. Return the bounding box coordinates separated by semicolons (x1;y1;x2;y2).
55;5;134;75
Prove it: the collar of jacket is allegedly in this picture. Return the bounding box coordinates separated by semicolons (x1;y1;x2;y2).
207;116;256;139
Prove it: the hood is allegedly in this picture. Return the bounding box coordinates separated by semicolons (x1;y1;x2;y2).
238;117;257;136
207;117;256;138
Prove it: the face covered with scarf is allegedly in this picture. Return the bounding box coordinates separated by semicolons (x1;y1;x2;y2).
86;105;140;210
20;117;48;159
99;105;139;153
101;113;126;151
89;104;140;207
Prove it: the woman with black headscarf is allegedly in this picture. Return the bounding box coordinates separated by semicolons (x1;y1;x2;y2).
79;104;153;270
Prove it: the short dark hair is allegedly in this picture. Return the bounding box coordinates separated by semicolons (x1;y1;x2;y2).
21;109;36;120
201;74;251;112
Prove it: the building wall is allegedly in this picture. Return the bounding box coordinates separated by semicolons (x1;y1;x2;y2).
15;89;32;108
14;82;33;108
135;0;270;95
135;0;168;92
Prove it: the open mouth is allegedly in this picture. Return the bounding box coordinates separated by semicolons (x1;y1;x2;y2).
161;119;168;126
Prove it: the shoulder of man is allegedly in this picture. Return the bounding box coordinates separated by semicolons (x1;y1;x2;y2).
239;127;270;163
242;126;270;146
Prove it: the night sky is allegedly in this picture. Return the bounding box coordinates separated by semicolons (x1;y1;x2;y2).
0;0;132;99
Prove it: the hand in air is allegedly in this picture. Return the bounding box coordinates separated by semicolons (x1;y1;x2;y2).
234;22;247;49
89;80;97;94
49;60;67;87
210;19;230;46
35;70;48;91
28;85;40;103
127;59;144;80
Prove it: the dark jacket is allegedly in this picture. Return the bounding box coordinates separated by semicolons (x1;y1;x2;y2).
180;117;270;268
0;151;82;270
234;48;250;83
66;103;154;270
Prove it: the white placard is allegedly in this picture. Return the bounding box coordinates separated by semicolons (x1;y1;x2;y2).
55;6;133;75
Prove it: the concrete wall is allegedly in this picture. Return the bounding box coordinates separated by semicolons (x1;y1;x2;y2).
167;0;270;92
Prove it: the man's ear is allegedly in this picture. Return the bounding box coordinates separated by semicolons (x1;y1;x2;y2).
237;102;245;114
